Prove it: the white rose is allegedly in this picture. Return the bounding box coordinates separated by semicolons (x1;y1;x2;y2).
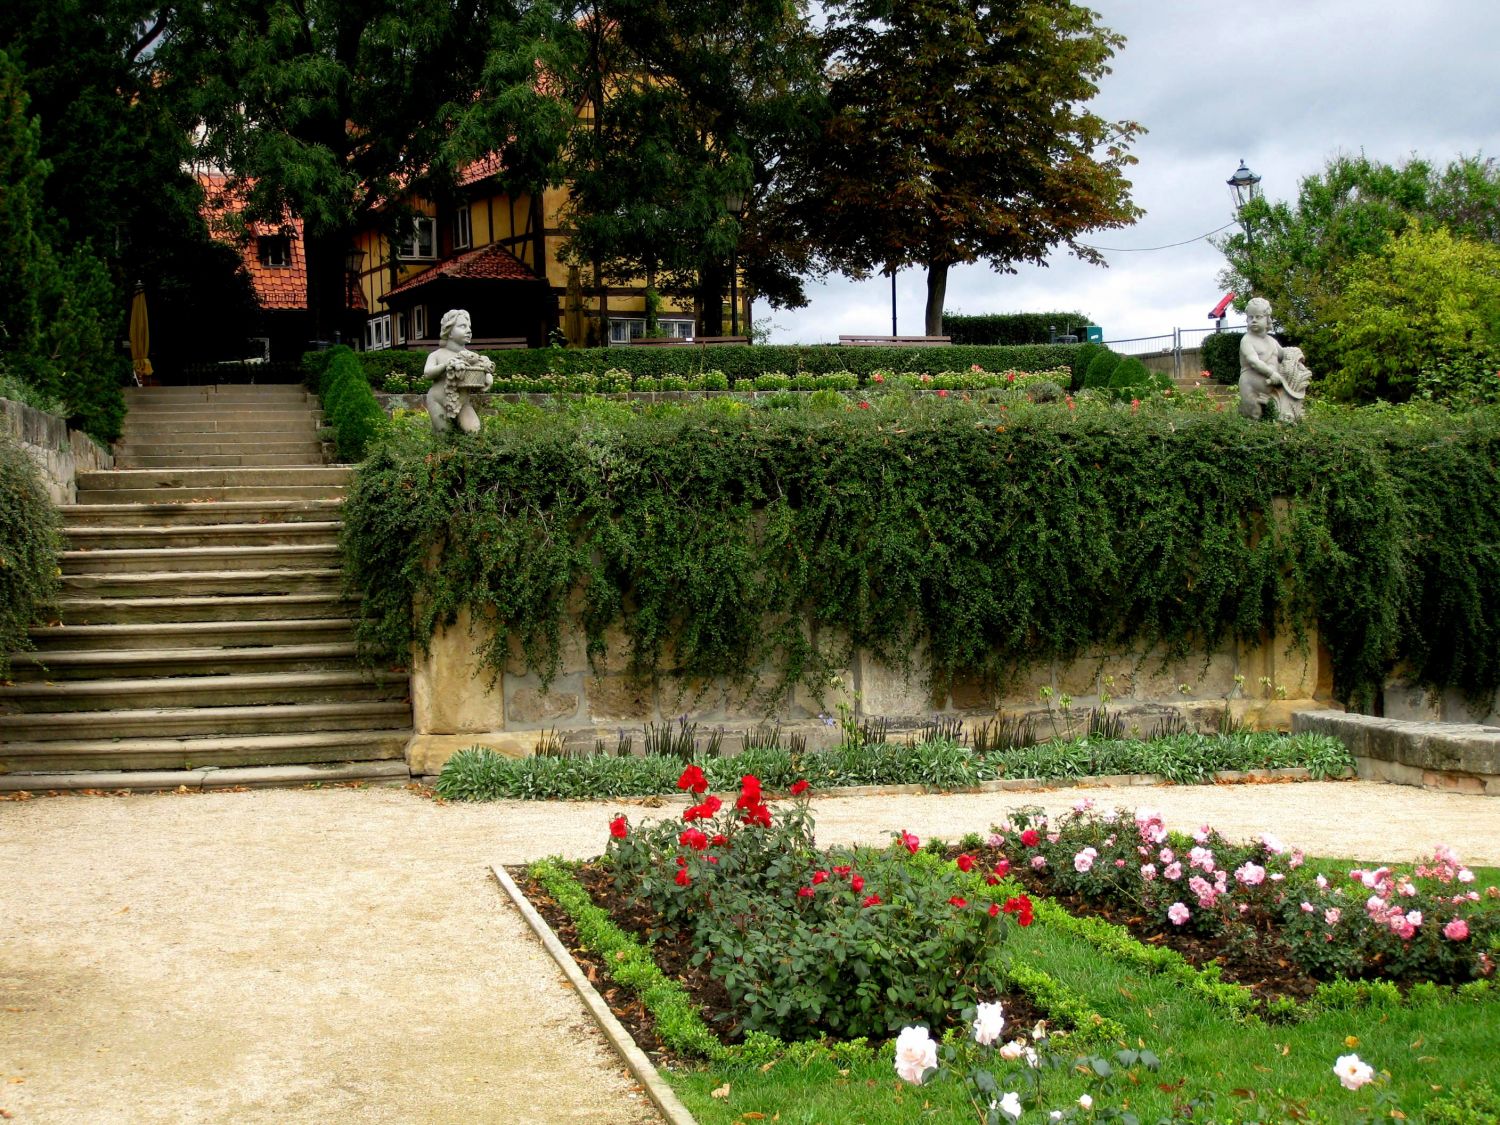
893;1026;937;1085
997;1091;1023;1120
972;1001;1006;1047
998;1040;1024;1061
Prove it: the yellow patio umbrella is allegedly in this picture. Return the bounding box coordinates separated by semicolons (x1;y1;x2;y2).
128;282;152;385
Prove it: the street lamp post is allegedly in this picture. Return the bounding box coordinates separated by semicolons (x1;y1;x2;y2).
725;189;745;338
1227;159;1262;294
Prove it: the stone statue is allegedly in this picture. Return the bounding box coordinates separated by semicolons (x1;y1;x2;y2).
424;309;494;434
1237;297;1311;423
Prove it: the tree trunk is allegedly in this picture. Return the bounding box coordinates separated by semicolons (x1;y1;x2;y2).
924;261;948;337
697;262;726;337
304;229;348;347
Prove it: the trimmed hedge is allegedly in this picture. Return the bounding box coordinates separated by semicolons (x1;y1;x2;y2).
1201;331;1242;385
0;428;61;679
349;343;1078;391
310;346;385;462
943;312;1094;346
341;396;1500;711
1083;348;1122;389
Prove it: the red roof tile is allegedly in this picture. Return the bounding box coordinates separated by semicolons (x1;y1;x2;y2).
383;241;538;300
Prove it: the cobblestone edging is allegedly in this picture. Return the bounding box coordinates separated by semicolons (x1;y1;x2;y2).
1293;710;1500;795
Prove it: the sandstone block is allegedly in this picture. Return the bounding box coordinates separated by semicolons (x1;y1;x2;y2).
505;673;582;726
405;731;541;776
411;605;505;734
586;674;653;721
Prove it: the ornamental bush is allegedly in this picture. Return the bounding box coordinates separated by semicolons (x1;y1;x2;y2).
1068;342;1103;391
1082;348;1121;389
606;774;1020;1040
0;428;61;678
314;345;385;461
1200;331;1242;386
943;311;1094;346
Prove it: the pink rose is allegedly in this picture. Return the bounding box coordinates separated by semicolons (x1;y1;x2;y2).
1140;864;1157;882
1324;908;1341;926
1073;852;1095;873
1167;902;1190;926
1163;862;1183;881
1031;855;1048;870
1444;918;1470;941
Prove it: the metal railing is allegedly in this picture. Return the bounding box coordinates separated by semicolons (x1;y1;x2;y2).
1100;324;1247;378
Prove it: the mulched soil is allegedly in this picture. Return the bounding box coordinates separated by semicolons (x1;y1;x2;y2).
513;861;1047;1067
953;845;1324;1007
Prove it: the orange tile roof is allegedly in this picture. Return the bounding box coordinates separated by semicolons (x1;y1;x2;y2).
383;240;538;301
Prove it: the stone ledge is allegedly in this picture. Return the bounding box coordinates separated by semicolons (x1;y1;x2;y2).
0;760;411;793
1293;710;1500;796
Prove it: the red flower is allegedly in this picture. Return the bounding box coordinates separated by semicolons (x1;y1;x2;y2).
994;858;1011;878
937;388;950;398
872;373;885;384
676;764;708;794
790;779;810;796
851;874;865;892
742;802;772;828
949;896;968;908
679;828;709;851
901;831;920;854
676;856;687;867
711;834;729;847
682;805;703;822
1020;829;1041;848
683;794;723;822
609;815;629;838
989;903;1000;917
675;868;692;887
832;865;852;876
956;853;976;872
862;894;882;907
812;870;829;885
857;400;871;410
1002;894;1034;926
706;855;719;864
735;775;763;809
797;886;815;898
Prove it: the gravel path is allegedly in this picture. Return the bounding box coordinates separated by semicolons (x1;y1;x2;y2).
2;777;1495;1123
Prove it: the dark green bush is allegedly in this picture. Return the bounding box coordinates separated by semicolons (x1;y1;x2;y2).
1083;348;1122;389
316;346;385;462
349;343;1077;391
1200;331;1242;385
341;397;1500;710
943;311;1093;346
1069;342;1103;391
0;428;61;678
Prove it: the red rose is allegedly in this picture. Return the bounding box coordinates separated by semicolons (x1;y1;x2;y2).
937;388;950;398
679;828;709;851
735;775;763;809
742;802;772;828
995;858;1011;878
949;896;967;908
701;794;722;815
812;870;829;885
711;834;729;847
851;874;865;892
609;815;628;838
675;868;692;887
676;764;708;794
989;903;1000;917
1020;829;1041;848
706;855;719;864
797;886;815;898
857;400;871;410
956;853;976;872
862;894;882;907
790;779;810;796
901;831;920;854
832;865;852;877
682;806;703;822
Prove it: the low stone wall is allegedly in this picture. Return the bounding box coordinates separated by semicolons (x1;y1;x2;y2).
1382;678;1498;726
1293;710;1500;795
0;397;113;504
405;605;1332;775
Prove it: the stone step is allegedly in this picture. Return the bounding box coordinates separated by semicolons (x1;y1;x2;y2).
115;439;325;457
76;484;348;504
0;669;408;713
0;700;412;742
121;419;323;438
7;642;363;679
0;730;411;775
123;387;312;400
27;618;356;651
61;567;344;599
62;544;340;574
64;521;342;550
117;453;329;469
117;408;326;426
61;500;344;527
76;467;351;491
55;593;353;625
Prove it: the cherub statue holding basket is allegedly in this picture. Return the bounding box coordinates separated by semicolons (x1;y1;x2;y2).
424;308;495;434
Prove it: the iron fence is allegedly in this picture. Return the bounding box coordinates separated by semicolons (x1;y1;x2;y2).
1099;324;1247;378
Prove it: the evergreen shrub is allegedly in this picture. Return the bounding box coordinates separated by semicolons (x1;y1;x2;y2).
341;397;1500;710
1201;332;1242;385
0;428;61;678
943;311;1093;346
1069;342;1103;391
1083;348;1122;389
315;346;384;461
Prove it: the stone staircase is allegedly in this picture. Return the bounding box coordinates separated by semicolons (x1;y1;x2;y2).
0;385;412;778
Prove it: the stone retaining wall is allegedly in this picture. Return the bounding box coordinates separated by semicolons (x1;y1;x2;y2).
405;605;1332;774
1;396;113;504
1293;710;1500;795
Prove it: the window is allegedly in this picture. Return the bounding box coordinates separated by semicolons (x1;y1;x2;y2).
453;205;472;250
397;216;437;260
608;318;646;345
393;312;405;345
257;235;291;268
411;304;428;340
365;315;392;351
662;319;696;339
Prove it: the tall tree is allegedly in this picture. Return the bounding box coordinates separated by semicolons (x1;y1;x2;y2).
1215;153;1500;369
774;0;1142;336
557;0;824;337
167;0;576;342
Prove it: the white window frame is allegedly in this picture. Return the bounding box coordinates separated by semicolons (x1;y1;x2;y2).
609;317;646;345
394;312;406;346
365;315;392;351
397;216;438;260
411;304;428;340
453;205;472;250
258;235;291;268
662;319;696;340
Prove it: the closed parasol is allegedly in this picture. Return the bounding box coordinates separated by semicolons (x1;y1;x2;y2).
129;282;152;384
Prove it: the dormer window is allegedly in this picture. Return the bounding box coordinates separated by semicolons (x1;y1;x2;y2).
258;235;291;268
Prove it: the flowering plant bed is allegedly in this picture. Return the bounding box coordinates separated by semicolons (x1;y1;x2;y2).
510;774;1500;1122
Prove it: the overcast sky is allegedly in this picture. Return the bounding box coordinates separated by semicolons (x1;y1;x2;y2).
765;0;1500;346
